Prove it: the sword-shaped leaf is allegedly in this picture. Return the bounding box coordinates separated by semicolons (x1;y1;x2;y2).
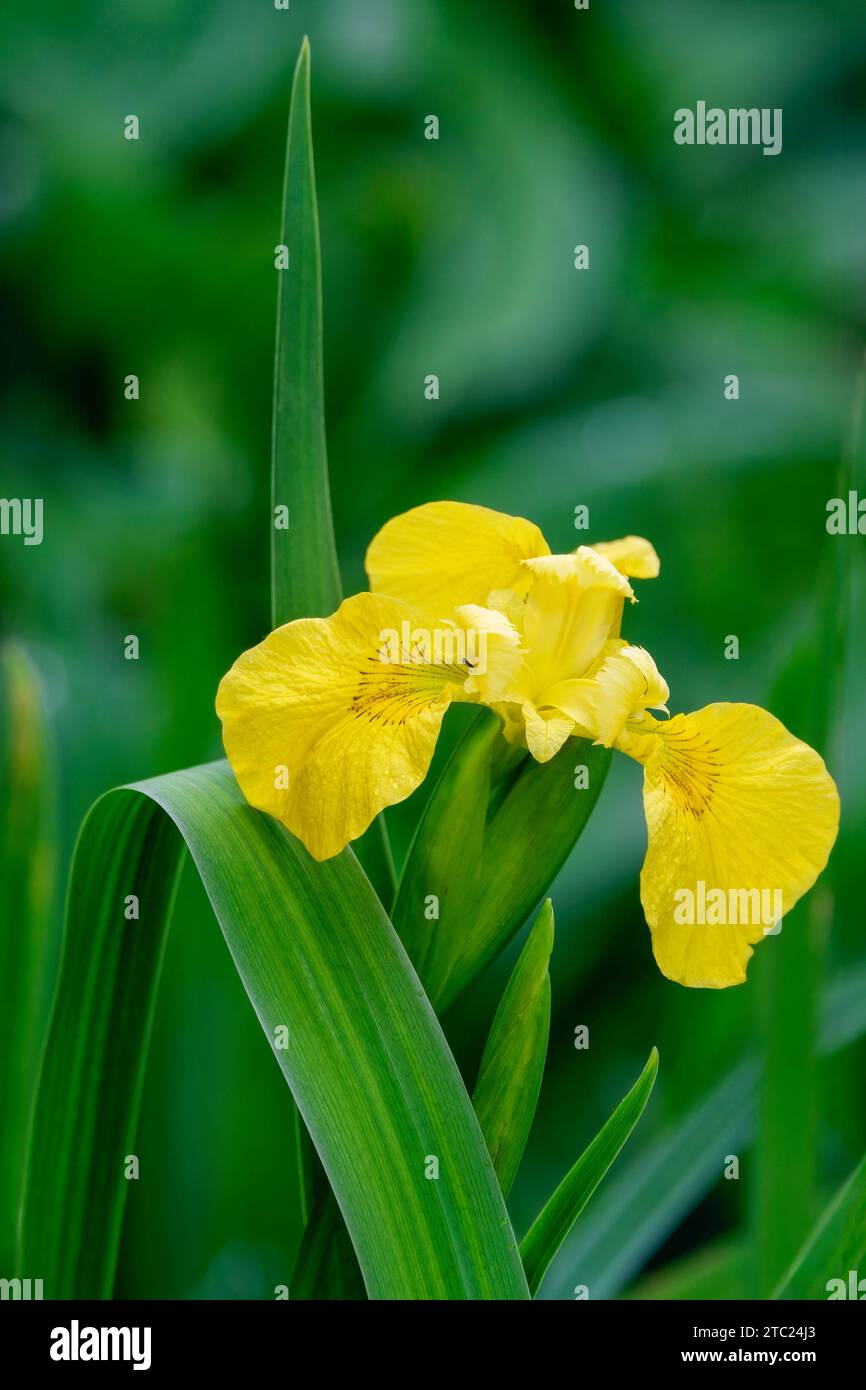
520;1048;659;1297
473;900;553;1196
270;37;341;627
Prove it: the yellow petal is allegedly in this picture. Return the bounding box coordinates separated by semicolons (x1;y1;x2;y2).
524;548;635;596
216;593;467;860
454;603;523;703
589;535;660;579
515;549;634;699
545;644;669;746
365;501;550;615
636;704;840;988
521;702;575;763
486;586;527;630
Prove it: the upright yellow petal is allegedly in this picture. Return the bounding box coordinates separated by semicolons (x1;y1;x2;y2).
365;500;550;615
516;550;633;698
216;593;467;860
589;535;660;579
635;704;839;988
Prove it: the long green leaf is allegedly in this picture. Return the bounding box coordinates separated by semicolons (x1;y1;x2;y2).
473;900;553;1196
270;34;330;1239
293;895;555;1298
520;1048;659;1298
393;710;498;1005
269;36;393;1233
270;37;341;626
269;35;392;911
0;643;58;1270
19;761;528;1301
18;794;186;1295
773;1153;866;1300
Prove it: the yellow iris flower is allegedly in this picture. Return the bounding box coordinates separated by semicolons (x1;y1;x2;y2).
216;501;840;989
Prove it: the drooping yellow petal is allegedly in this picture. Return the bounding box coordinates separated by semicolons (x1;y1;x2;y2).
633;704;839;988
365;500;550;615
588;536;660;579
216;593;469;860
545;644;669;746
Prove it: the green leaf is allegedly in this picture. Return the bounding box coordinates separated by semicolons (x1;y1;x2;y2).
269;35;393;910
18;792;186;1295
0;643;58;1270
270;37;341;625
293;894;555;1297
393;710;498;1005
473;899;553;1196
268;36;393;1222
773;1153;866;1300
394;711;610;1010
520;1047;659;1298
539;965;866;1299
447;737;610;1007
20;761;528;1301
542;1059;755;1300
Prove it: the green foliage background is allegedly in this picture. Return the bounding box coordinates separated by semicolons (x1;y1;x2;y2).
1;0;864;1298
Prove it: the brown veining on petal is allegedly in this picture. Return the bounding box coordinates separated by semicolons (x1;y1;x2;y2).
349;657;461;726
658;727;723;819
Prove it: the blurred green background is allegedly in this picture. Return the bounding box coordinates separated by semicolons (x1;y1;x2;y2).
1;0;864;1298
